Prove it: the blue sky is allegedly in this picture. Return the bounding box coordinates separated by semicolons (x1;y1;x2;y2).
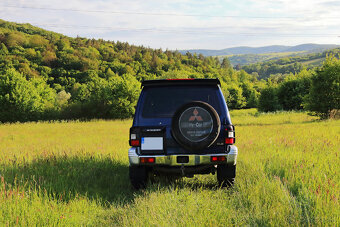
0;0;340;49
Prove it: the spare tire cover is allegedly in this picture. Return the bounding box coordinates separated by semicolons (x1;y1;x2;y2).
172;101;221;151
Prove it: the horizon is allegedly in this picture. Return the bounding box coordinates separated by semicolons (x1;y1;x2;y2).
2;19;339;52
177;43;339;51
1;0;340;49
1;18;339;53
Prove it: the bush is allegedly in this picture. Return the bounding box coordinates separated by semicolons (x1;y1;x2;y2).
258;85;281;112
304;55;340;118
0;69;56;122
71;74;140;119
224;84;246;109
277;71;311;110
241;82;259;108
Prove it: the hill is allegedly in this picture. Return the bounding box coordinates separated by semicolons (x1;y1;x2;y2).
179;44;340;57
240;48;340;79
1;19;338;122
180;44;340;66
0;19;261;122
225;51;305;66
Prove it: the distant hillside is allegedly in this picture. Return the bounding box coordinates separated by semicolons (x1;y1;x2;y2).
224;51;306;66
179;44;340;57
241;48;340;79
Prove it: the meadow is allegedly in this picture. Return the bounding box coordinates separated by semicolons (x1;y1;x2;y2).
0;109;339;226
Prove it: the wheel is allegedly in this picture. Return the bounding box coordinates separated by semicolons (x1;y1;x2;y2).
217;164;236;187
171;101;221;151
129;165;148;189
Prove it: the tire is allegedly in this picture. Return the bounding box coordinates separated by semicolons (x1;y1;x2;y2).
217;164;236;187
172;101;221;151
129;166;148;189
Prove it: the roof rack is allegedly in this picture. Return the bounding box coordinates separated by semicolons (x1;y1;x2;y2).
141;79;221;87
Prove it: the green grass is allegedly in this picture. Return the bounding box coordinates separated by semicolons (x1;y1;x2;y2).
0;110;339;226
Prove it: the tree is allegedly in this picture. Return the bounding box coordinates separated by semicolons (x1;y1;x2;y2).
241;82;259;108
79;74;140;119
258;85;281;112
108;74;141;118
56;90;71;108
42;50;57;66
0;43;9;55
225;84;246;109
277;70;311;110
221;57;231;69
5;32;26;48
29;35;49;48
304;55;340;118
0;69;56;122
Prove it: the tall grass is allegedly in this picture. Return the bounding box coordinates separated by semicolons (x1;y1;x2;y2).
0;110;339;226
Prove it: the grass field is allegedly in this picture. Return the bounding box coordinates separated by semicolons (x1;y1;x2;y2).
0;109;339;226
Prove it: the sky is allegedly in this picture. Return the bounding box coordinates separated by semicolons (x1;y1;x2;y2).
0;0;340;50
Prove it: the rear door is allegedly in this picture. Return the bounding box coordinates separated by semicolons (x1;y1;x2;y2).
133;85;229;154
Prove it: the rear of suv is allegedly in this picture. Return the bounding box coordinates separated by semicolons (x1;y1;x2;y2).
128;79;238;189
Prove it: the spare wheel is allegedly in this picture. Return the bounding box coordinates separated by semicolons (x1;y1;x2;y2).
171;101;220;151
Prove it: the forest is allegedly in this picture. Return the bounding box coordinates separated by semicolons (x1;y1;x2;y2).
0;19;339;122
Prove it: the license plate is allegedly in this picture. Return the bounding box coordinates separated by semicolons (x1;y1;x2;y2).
141;137;163;150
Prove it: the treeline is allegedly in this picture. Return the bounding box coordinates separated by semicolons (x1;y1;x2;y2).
241;48;340;79
0;20;339;122
258;56;340;119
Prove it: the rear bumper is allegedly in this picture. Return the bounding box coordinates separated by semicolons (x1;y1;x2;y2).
128;145;238;166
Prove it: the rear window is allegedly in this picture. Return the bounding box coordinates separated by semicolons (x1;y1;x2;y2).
140;86;222;118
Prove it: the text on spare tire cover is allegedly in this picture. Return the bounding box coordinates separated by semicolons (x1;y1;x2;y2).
178;107;213;142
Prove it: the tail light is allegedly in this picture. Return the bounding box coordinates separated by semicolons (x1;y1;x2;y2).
130;139;140;147
129;128;140;147
140;157;155;163
225;125;235;145
211;156;226;162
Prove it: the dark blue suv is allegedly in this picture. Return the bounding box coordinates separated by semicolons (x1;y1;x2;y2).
128;79;238;189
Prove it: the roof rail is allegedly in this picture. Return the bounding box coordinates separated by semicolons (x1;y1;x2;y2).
141;79;221;87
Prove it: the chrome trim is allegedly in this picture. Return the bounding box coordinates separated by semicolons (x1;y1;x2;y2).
227;145;238;165
128;147;140;165
128;145;238;166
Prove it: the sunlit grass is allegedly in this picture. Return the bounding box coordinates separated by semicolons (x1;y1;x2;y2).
230;108;318;125
0;110;339;226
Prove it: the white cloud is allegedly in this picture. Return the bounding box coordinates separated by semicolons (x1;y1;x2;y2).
0;0;339;49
